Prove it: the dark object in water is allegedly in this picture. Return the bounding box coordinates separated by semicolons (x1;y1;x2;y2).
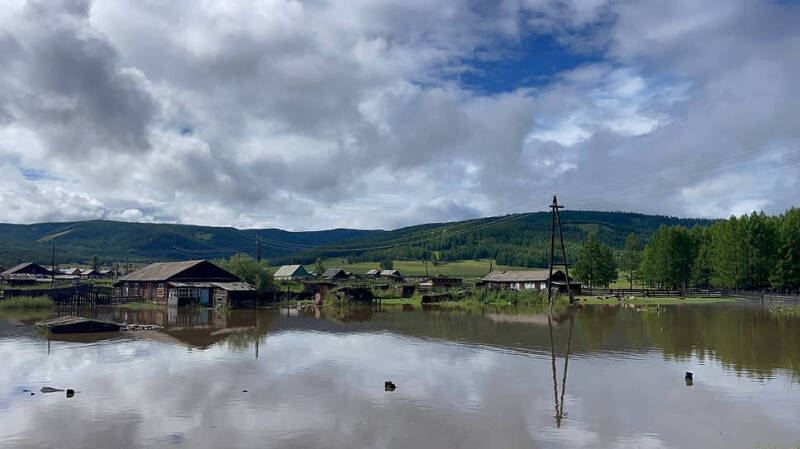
685;372;693;380
35;316;122;334
385;381;396;392
66;389;75;398
685;372;693;386
242;390;248;393
40;387;64;393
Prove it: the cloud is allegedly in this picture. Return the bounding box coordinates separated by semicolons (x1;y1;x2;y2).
0;0;798;229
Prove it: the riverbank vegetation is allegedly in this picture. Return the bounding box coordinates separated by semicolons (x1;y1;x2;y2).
0;296;54;309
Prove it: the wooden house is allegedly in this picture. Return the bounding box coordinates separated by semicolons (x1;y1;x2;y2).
379;269;403;281
418;275;462;290
320;268;349;281
115;260;249;306
480;270;580;294
273;264;312;281
1;262;55;286
365;269;380;278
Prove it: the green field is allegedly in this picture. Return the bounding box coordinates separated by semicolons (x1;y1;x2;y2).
304;258;540;278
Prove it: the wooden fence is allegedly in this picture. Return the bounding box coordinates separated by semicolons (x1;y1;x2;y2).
0;283;142;306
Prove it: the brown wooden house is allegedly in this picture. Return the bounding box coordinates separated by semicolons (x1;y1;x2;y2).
115;260;249;306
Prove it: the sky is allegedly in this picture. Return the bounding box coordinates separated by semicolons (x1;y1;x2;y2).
0;0;799;230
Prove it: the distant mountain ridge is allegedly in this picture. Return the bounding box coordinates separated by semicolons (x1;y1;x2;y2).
0;211;715;267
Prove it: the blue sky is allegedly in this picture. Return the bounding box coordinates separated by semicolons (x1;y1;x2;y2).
0;0;798;229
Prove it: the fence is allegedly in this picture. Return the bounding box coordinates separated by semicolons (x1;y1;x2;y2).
586;287;725;298
0;283;142;306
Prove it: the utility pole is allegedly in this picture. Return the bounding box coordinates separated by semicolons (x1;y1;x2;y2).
489;259;493;273
553;196;574;304
51;241;55;287
547;195;574;305
256;236;262;263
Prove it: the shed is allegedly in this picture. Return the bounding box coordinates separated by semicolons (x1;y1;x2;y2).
379;269;403;281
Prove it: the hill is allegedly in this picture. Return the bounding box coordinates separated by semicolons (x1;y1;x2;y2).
0;220;379;267
0;211;716;268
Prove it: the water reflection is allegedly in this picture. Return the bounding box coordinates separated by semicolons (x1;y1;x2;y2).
0;302;799;449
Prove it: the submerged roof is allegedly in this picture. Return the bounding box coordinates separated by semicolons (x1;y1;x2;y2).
482;270;559;282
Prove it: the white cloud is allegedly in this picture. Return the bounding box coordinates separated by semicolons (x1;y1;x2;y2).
0;0;798;229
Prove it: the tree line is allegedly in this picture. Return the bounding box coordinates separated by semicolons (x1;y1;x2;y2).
572;209;800;293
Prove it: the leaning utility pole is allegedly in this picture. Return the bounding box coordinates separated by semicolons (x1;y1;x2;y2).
51;241;55;286
547;195;575;305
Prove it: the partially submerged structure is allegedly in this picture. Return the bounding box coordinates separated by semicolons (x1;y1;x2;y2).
35;316;122;334
273;264;312;281
115;260;257;307
480;269;581;294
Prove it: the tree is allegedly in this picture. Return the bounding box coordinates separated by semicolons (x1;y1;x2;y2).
91;255;99;271
379;257;394;270
620;233;642;289
574;233;617;294
217;253;274;294
639;225;695;292
313;257;325;276
771;208;800;292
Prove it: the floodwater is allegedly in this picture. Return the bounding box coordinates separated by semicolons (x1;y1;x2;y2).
1;302;798;449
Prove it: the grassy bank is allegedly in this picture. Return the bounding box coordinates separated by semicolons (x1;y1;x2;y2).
0;296;54;309
576;296;737;305
768;305;800;319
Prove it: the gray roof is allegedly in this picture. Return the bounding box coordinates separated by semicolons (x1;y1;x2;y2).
482;270;556;282
365;269;380;275
212;282;255;291
273;264;306;277
120;260;208;282
1;262;52;276
380;269;401;276
321;268;346;278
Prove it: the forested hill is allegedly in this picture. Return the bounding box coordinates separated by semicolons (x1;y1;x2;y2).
0;220;379;267
0;212;715;268
271;211;716;268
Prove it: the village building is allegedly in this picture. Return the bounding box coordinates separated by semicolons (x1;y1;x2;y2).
115;260;256;307
1;262;61;286
480;269;581;294
320;268;349;281
81;269;100;279
60;267;82;276
97;269;117;279
365;269;380;278
418;275;462;290
379;269;403;281
273;264;312;281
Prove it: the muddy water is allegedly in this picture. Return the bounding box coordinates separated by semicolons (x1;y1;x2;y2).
0;302;798;448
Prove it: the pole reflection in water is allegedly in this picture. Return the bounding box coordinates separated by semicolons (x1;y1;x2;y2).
548;308;575;428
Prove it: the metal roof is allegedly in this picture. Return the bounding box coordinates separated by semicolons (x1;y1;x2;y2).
321;268;346;278
481;270;557;282
273;264;306;277
2;262;52;276
119;260;209;282
212;282;255;291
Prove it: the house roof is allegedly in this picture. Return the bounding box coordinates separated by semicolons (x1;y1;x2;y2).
321;268;346;278
481;270;560;282
365;269;380;275
380;269;400;276
1;262;52;276
273;264;306;277
212;282;255;292
60;268;82;275
119;260;236;282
